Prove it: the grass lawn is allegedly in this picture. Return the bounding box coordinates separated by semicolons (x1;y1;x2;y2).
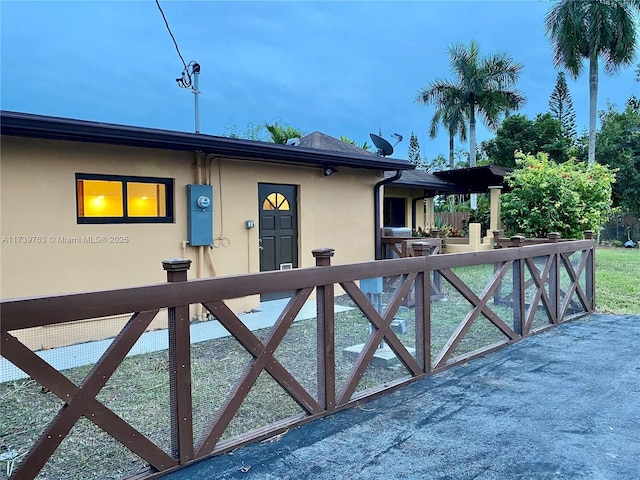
594;246;640;314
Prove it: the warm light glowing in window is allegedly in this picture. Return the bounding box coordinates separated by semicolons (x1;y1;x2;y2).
262;192;290;211
79;180;123;217
76;176;172;222
127;182;166;217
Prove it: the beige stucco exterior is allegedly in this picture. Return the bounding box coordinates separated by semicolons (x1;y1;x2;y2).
1;136;381;348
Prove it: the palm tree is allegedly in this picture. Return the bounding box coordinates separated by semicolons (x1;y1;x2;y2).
417;41;525;171
416;85;468;168
339;135;372;151
545;0;640;164
265;122;303;144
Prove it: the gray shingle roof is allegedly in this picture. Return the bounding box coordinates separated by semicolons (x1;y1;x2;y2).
384;169;464;195
298;131;377;156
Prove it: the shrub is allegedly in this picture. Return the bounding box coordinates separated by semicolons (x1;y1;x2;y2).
501;152;616;239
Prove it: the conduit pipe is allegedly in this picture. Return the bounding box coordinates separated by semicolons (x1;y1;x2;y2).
374;170;402;260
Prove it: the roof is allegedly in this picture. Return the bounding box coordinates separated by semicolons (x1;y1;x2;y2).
432;165;512;193
0;111;414;172
384;170;466;196
298;131;376;157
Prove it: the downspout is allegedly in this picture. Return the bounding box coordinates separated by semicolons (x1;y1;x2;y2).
411;189;427;231
374;170;402;260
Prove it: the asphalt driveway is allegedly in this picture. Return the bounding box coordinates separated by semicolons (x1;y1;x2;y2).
162;313;640;480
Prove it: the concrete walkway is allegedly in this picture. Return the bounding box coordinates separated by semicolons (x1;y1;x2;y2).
162;313;640;480
0;298;353;382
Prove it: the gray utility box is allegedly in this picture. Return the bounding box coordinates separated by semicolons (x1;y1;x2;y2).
187;184;213;246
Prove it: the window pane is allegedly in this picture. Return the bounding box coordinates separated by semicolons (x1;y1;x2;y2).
127;182;166;217
79;180;124;217
263;192;290;211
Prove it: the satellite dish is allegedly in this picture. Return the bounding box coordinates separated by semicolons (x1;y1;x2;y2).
286;138;300;146
370;133;394;156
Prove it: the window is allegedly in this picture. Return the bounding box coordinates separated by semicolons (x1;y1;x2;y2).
76;174;173;223
383;197;406;227
262;192;290;211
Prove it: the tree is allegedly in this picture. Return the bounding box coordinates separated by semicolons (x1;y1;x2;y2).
548;72;577;140
407;132;422;166
481;113;572;167
416;85;468;168
339;135;372;151
223;122;269;141
265;122;303;144
545;0;640;164
425;154;448;173
636;62;640;81
417;40;525;208
502;152;616;238
594;101;640;215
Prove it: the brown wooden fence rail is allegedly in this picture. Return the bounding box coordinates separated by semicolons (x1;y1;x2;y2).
0;232;596;480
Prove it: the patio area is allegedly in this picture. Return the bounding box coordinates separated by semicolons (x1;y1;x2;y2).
161;313;640;480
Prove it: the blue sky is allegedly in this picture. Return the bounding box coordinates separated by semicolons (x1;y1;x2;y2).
1;1;638;161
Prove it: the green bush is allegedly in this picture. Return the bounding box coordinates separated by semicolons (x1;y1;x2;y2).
502;152;616;239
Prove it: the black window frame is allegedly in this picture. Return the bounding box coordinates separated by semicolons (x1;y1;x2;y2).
76;173;174;224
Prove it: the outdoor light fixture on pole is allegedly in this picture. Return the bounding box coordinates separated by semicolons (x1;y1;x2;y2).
176;61;201;133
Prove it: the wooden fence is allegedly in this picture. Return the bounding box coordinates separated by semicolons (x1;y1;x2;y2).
435;212;470;231
0;232;596;480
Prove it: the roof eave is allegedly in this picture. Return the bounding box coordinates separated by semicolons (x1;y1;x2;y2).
1;111;414;172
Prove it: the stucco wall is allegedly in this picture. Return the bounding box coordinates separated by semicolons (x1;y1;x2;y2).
1;136;381;349
1;136;379;300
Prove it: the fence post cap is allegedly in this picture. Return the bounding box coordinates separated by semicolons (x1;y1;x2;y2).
162;258;193;272
412;242;431;255
584;230;596;239
510;235;526;246
547;232;561;242
311;248;335;258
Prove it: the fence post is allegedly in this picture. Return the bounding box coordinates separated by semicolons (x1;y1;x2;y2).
510;236;525;335
584;230;596;312
412;242;431;373
312;248;336;412
162;259;194;463
428;229;442;295
547;233;561;323
493;229;503;249
492;230;505;305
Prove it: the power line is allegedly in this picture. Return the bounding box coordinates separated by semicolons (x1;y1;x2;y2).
155;0;188;72
154;0;201;132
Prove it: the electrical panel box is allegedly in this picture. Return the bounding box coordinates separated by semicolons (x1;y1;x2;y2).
187;184;213;246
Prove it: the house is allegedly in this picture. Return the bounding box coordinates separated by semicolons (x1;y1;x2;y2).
382;166;512;254
1;111;415;347
382;169;464;231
